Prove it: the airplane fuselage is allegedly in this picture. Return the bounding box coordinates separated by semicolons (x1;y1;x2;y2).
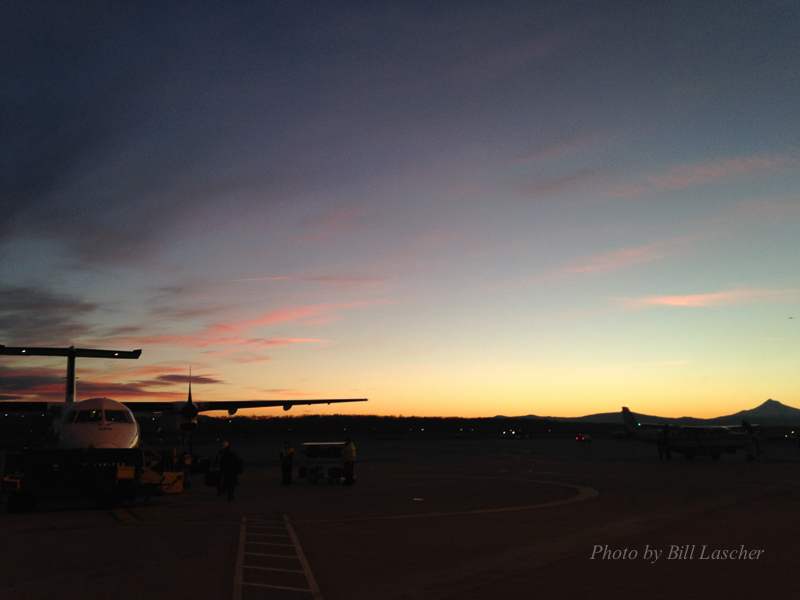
622;407;753;458
56;397;140;449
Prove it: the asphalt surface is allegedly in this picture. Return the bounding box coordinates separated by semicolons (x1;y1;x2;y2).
2;436;799;600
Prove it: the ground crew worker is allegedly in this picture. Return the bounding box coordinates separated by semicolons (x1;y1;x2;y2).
342;437;356;485
279;441;294;484
219;442;243;501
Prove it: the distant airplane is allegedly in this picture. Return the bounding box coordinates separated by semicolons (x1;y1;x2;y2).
622;407;757;460
0;345;367;449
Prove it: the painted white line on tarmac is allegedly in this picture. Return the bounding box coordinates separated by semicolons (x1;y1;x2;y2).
285;515;323;600
234;515;322;599
293;479;599;524
232;516;247;600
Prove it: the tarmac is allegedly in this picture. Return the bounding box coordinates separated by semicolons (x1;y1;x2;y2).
2;435;799;600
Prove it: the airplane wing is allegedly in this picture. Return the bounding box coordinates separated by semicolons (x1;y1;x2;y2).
0;402;66;412
1;398;367;414
123;398;368;414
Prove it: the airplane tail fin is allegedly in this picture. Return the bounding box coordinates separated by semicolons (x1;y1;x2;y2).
621;407;639;432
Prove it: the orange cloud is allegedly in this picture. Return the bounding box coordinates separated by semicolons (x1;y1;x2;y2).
616;288;800;309
603;154;798;198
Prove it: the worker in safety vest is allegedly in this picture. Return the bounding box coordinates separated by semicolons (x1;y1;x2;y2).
341;437;356;485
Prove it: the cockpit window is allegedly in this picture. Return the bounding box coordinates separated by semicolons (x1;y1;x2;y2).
60;411;77;424
104;410;131;423
74;410;103;423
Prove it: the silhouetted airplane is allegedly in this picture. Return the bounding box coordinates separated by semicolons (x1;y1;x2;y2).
622;406;757;460
0;345;367;449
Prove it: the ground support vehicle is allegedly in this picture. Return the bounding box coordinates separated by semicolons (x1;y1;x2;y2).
2;447;185;512
297;442;344;483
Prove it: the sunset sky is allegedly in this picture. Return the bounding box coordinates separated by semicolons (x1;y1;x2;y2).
1;1;798;418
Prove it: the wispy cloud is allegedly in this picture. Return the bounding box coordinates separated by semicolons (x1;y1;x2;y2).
0;285;98;345
0;364;183;402
453;23;585;82
89;301;376;350
213;302;372;331
616;288;800;309
214;277;294;283
151;374;223;385
89;334;328;351
292;206;370;244
213;274;385;290
603;154;798;198
564;243;669;275
0;362;230;402
520;169;596;199
514;132;606;164
0;366;64;400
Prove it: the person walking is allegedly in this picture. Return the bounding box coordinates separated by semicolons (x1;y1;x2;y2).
279;441;294;484
210;442;227;495
219;441;243;501
341;437;356;485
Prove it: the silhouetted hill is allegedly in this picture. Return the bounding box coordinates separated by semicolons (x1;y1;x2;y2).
706;399;800;425
510;399;800;426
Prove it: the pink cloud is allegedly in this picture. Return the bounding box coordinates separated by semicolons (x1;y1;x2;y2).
603;154;798;198
0;364;195;402
86;301;377;351
564;243;669;275
215;301;371;332
616;288;800;309
86;334;329;350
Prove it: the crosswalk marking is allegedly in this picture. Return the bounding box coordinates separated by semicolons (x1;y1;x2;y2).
233;515;323;600
245;565;305;574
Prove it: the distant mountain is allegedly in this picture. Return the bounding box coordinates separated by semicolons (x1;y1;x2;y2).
705;399;800;425
506;399;800;426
